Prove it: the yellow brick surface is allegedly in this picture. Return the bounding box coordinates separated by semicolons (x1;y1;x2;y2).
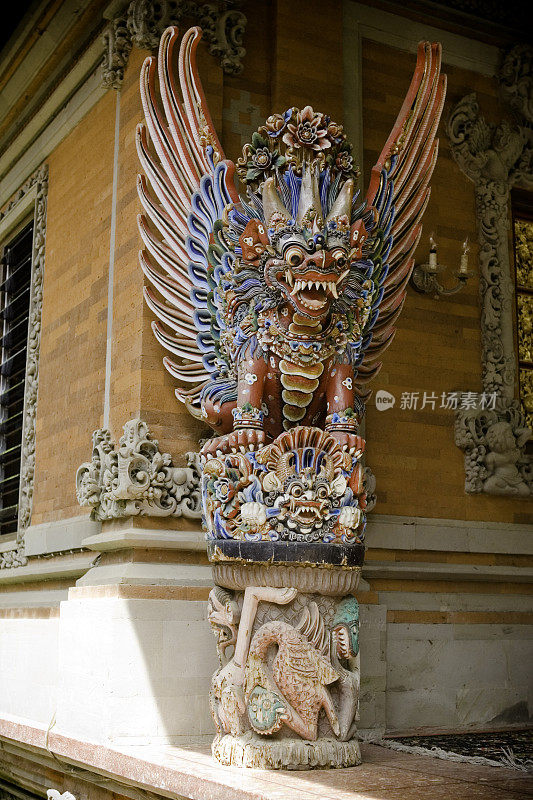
361;38;532;524
31;92;115;524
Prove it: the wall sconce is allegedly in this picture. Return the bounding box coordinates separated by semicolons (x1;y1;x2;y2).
410;235;472;298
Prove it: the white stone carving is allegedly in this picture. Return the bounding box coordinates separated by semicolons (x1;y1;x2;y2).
447;46;533;495
76;418;202;520
102;0;247;89
47;791;76;800
207;582;362;769
102;14;131;90
0;165;48;569
455;401;532;495
499;45;533;124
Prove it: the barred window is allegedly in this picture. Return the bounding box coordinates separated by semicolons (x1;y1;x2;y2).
0;221;33;536
512;191;533;438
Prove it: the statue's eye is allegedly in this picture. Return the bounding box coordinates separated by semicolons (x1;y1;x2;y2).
290;483;303;497
285;245;304;267
316;485;329;499
332;249;347;268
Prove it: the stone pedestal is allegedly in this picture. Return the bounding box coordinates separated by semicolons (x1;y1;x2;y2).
201;427;367;768
207;544;364;769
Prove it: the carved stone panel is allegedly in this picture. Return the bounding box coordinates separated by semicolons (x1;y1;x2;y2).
0;165;48;569
102;0;247;89
76;418;202;520
208;575;362;769
455;400;532;495
447;46;533;495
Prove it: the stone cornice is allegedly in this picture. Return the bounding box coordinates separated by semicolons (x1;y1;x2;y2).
102;0;247;89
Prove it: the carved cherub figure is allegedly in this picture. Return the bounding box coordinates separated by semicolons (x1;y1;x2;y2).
484;420;530;495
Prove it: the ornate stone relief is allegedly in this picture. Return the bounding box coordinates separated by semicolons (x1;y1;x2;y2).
455;402;532;495
499;45;533;122
102;0;247;89
447;45;533;496
0;165;48;570
76;418;202;520
208;581;362;769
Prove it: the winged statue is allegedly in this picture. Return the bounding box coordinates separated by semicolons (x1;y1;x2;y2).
137;27;446;459
137;29;446;764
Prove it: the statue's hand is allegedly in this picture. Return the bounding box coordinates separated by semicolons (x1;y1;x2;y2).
201;428;266;458
338;506;361;529
329;431;365;456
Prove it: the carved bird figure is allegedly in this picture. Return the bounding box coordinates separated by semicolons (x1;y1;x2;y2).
137;27;446;455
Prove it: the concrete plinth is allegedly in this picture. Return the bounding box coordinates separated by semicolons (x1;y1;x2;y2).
53;521;217;746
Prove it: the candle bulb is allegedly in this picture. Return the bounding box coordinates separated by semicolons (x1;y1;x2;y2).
428;235;438;271
459;237;469;274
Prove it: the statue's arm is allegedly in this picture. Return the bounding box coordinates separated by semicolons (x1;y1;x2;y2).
201;351;267;456
325;363;365;456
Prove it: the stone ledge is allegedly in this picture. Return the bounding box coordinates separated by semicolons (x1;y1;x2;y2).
81;526;204;552
0;714;350;800
363;561;533;583
0;552;94;585
25;516;100;557
68;584;211;601
365;515;533;555
0;713;529;800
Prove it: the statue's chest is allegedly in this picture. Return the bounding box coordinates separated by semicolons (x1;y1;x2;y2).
262;351;329;430
257;310;346;429
257;309;347;368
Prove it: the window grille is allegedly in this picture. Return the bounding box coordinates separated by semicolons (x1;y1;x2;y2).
0;221;33;535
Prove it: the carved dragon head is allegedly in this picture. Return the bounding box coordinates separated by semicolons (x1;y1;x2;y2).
260;170;355;320
223;106;374;325
255;426;351;535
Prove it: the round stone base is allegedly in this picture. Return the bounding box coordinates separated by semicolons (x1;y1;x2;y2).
213;732;362;770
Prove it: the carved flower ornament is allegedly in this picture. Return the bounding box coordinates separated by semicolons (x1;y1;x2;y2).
237;106;359;187
283;106;332;151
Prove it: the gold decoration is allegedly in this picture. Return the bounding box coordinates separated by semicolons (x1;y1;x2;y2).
517;293;533;363
514;218;533;289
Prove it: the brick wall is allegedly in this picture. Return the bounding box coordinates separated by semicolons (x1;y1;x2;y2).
31;92;115;524
361;39;527;523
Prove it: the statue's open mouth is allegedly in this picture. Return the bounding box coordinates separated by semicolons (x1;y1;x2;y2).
289;498;327;525
277;268;349;314
333;625;352;659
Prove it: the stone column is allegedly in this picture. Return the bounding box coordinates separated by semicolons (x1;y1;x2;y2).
447;45;533;495
203;426;366;769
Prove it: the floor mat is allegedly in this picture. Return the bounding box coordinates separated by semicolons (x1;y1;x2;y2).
376;729;533;771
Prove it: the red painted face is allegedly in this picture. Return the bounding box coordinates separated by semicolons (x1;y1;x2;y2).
239;219;269;263
266;241;350;319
